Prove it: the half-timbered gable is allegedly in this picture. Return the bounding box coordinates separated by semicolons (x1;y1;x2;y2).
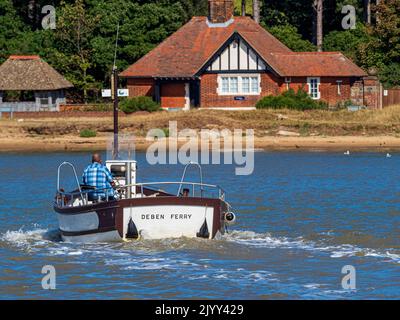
205;34;267;73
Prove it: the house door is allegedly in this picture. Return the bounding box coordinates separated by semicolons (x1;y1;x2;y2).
160;83;190;110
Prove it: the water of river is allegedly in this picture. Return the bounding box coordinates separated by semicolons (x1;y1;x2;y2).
0;152;398;299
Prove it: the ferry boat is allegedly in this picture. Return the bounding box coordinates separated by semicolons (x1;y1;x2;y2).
53;68;235;242
54;161;236;242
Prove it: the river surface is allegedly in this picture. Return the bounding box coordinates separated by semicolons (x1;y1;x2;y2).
0;152;399;299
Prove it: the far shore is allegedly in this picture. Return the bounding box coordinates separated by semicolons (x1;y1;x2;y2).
1;107;400;153
1;136;400;153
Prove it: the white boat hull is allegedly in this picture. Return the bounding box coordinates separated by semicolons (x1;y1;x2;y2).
55;197;228;242
123;205;215;240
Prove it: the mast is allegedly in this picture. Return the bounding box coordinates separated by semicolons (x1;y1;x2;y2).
112;22;120;160
112;67;119;160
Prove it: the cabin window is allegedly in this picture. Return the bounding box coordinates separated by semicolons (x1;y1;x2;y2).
307;77;321;100
218;74;260;95
336;80;343;96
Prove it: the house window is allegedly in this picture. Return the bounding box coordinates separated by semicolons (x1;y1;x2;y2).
242;77;250;93
285;77;291;90
40;98;49;105
218;74;260;95
230;77;238;93
221;77;229;93
336;80;343;96
251;77;258;92
307;77;321;99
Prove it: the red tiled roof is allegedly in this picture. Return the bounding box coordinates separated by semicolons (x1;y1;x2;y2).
9;55;41;60
268;52;367;77
120;16;366;78
120;16;291;78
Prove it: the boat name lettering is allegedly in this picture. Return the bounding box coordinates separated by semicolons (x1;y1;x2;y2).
141;214;193;220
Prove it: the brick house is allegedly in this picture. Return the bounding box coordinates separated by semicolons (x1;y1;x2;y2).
120;0;380;110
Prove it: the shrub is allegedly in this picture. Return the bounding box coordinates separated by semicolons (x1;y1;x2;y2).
256;88;328;110
162;128;170;137
120;96;160;114
80;129;97;138
331;99;353;110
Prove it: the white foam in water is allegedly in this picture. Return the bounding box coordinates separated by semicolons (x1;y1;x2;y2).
224;230;400;264
67;251;83;256
304;283;323;289
104;256;202;272
2;227;399;267
188;275;208;280
0;228;50;249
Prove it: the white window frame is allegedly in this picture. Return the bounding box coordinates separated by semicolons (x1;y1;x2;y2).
307;77;321;100
285;77;292;91
336;80;343;96
217;74;261;96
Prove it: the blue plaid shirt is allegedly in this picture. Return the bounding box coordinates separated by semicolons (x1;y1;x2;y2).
82;162;114;198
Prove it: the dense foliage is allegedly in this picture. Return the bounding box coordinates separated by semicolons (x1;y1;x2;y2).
0;0;399;101
119;96;161;114
256;88;328;110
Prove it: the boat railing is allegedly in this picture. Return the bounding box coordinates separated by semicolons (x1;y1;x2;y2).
55;181;226;208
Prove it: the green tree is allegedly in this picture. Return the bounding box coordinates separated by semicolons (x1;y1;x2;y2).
87;0;187;85
266;24;316;51
0;0;27;62
324;22;371;62
379;63;400;88
55;0;100;102
373;0;400;62
356;0;400;83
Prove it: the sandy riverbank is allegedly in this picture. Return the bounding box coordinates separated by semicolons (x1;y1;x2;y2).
1;107;400;152
1;135;400;153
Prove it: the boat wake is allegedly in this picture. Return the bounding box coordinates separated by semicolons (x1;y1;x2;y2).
1;227;399;264
224;230;400;264
0;227;60;247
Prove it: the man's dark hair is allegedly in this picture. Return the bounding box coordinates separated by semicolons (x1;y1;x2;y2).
92;153;102;163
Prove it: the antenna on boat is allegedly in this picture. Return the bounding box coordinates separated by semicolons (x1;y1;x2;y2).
112;22;120;160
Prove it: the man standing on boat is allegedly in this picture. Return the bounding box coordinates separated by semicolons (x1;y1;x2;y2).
82;153;115;201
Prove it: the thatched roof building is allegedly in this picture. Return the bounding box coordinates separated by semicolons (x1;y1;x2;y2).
0;55;73;91
0;55;73;112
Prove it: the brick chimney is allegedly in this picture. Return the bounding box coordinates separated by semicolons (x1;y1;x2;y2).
208;0;234;24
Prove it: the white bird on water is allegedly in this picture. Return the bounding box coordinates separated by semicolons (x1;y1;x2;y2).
344;150;350;155
386;153;392;158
